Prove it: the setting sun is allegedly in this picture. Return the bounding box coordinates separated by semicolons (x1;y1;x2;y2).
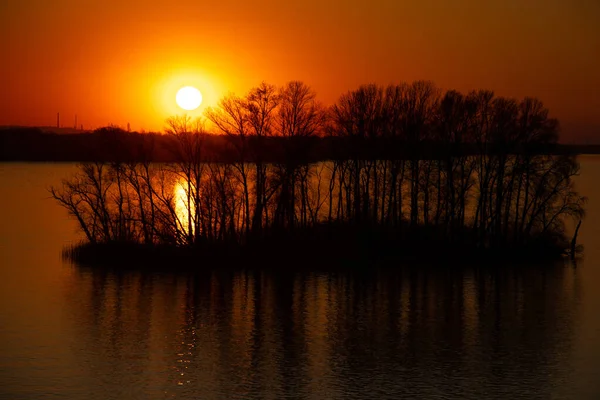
176;86;202;111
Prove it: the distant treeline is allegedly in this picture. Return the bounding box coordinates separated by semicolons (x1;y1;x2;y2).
0;126;590;163
49;81;586;264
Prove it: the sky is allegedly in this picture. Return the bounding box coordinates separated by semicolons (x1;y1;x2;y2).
0;0;598;140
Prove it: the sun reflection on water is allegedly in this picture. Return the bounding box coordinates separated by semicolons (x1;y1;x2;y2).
174;179;194;236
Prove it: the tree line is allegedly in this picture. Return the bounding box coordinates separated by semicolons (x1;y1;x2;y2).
50;80;586;260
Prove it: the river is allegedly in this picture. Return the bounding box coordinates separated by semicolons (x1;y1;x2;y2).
1;159;600;399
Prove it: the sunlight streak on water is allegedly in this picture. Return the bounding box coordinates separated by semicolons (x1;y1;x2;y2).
174;179;194;237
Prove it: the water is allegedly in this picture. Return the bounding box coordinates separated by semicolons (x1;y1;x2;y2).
1;160;600;399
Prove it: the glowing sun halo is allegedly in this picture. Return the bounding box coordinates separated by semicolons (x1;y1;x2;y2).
176;86;202;111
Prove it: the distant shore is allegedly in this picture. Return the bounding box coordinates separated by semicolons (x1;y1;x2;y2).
1;126;597;163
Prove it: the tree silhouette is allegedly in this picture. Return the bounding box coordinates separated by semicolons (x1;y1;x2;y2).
51;80;587;264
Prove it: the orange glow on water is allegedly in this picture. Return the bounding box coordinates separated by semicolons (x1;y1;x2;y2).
174;180;194;235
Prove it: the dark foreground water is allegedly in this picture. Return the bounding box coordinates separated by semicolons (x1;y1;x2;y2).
1;160;600;399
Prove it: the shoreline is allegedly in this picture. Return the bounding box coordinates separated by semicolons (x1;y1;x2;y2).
64;224;573;272
1;127;592;164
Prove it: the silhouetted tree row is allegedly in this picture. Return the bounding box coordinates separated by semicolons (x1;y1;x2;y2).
327;82;585;249
51;81;586;259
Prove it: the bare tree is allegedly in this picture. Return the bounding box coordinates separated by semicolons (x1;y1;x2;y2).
274;81;325;228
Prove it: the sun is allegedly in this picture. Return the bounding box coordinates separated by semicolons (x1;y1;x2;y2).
176;86;202;111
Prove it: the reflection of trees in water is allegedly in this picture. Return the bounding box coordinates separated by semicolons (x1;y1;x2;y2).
63;269;160;396
63;265;581;398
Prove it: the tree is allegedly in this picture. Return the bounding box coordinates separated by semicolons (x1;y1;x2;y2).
274;81;325;227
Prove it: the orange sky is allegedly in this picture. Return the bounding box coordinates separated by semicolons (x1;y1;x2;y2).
0;0;598;140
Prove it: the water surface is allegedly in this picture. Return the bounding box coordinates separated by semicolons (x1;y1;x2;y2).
1;161;600;399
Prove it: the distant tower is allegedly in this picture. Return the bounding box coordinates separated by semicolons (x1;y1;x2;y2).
57;112;60;128
127;122;130;132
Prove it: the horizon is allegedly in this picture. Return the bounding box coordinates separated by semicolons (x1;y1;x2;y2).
2;122;600;145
